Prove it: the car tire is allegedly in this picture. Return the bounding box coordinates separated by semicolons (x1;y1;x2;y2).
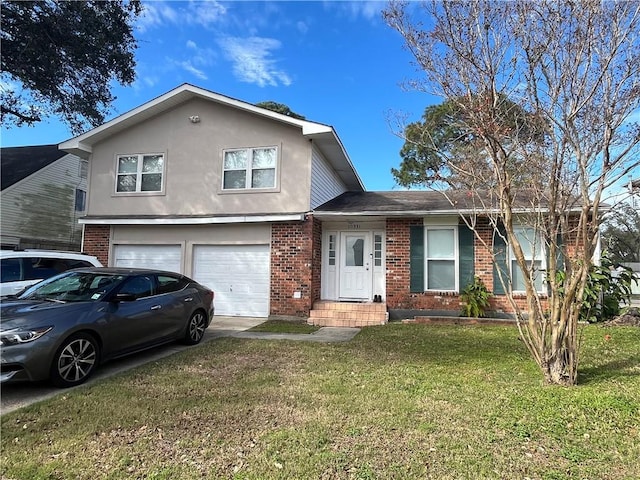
50;333;100;388
183;310;207;345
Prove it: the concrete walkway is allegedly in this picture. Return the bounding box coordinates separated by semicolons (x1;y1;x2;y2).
210;316;361;342
0;317;360;415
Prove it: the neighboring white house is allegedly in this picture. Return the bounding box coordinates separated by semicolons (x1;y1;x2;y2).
1;144;88;251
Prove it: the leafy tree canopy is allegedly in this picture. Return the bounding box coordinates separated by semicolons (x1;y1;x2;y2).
1;0;142;134
255;101;306;120
602;202;640;264
392;94;547;189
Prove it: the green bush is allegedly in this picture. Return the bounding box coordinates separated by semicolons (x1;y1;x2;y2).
460;276;493;317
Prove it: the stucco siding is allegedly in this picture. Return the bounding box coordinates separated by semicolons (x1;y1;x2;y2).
1;154;86;249
87;98;313;218
310;146;347;209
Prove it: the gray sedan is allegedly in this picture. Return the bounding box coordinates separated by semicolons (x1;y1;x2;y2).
0;268;214;387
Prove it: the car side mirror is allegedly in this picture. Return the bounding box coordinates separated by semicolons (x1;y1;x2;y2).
112;293;137;302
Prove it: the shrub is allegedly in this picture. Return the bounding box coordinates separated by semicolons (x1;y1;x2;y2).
460;276;493;317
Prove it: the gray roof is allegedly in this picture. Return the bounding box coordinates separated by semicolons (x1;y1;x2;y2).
1;144;66;190
313;190;583;216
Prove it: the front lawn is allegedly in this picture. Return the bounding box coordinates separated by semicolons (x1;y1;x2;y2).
1;324;639;479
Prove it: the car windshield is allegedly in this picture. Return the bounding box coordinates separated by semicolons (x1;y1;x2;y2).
19;272;125;303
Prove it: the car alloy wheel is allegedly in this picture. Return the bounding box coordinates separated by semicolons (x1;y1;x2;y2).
185;310;207;345
51;333;99;387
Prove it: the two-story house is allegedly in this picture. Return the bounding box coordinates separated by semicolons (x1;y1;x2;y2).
1;144;88;251
60;84;572;325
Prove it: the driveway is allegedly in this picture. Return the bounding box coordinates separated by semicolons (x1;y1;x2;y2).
0;317;360;415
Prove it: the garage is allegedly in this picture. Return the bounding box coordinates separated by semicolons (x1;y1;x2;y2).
193;244;270;317
113;245;182;273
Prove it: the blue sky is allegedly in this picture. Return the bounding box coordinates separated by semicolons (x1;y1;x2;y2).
2;1;637;196
1;0;437;191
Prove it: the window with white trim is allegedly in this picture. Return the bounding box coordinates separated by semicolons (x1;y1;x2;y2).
510;227;546;292
116;154;164;193
74;189;86;212
223;147;277;190
425;227;457;291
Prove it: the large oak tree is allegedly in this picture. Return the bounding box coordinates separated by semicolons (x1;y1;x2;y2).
384;0;640;385
1;0;141;134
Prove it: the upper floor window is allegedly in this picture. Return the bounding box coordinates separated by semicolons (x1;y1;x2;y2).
510;227;546;292
425;227;458;291
116;153;164;193
223;147;277;190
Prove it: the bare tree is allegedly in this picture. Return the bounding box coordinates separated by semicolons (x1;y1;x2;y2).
384;0;640;385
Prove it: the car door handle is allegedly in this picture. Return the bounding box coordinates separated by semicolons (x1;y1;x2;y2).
184;297;193;302
151;305;162;310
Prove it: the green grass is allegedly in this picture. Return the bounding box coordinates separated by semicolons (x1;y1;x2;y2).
248;319;320;334
1;324;639;479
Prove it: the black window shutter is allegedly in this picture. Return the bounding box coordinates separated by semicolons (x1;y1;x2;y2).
410;225;424;292
458;224;475;290
493;226;509;295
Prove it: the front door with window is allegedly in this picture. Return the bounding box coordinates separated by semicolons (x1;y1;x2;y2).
339;233;372;300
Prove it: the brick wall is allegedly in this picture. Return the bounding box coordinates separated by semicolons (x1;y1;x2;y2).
82;225;110;266
270;216;319;318
384;217;546;315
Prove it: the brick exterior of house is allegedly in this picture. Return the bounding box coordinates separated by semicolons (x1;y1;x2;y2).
83;214;579;319
82;225;110;267
269;215;321;318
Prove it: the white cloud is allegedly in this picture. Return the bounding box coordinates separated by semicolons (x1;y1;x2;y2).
137;0;226;31
218;36;292;87
186;40;197;50
325;0;385;22
179;61;208;80
296;21;309;35
137;1;179;32
187;0;227;28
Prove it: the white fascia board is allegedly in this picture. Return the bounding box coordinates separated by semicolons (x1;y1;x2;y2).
79;213;306;225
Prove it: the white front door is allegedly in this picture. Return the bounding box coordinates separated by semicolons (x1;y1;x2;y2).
339;233;372;300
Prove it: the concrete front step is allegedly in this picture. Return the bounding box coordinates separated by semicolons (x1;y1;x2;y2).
309;300;388;327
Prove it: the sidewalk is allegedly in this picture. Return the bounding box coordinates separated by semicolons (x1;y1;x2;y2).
209;316;361;343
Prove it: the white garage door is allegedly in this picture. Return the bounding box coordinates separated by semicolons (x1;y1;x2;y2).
193;245;270;317
114;245;182;273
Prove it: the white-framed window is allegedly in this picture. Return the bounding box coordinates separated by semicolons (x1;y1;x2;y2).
74;189;86;212
328;234;336;266
223;146;277;190
374;234;383;267
425;226;458;291
116;153;164;193
510;227;546;292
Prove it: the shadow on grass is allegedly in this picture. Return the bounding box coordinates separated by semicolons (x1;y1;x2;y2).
351;323;529;366
578;356;640;385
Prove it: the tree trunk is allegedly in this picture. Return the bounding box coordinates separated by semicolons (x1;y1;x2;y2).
542;338;578;386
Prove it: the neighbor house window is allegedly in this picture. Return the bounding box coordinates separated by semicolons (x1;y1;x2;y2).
223;147;277;190
116;153;164;193
510;227;545;292
79;160;88;179
425;227;457;291
75;189;86;212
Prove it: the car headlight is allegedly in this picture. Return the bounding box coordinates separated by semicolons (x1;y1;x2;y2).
0;326;53;346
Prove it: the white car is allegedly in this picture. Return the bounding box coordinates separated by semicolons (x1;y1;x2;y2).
0;250;103;297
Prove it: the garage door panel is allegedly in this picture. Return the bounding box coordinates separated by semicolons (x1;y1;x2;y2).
114;245;182;273
193;245;269;317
